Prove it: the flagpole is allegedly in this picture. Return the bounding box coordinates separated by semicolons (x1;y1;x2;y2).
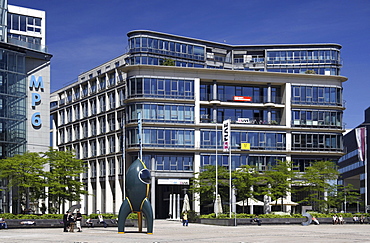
215;122;218;217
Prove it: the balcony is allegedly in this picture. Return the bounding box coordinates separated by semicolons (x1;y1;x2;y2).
8;37;48;53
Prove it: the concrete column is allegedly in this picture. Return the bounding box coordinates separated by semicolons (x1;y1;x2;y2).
194;78;200;125
169;194;173;219
212;80;217;100
96;160;102;213
150;157;156;219
115;156;123;214
105;159;113;214
193;152;201;214
177;194;181;220
87;162;94;215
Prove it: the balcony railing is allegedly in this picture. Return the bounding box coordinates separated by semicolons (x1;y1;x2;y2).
8;37;48;53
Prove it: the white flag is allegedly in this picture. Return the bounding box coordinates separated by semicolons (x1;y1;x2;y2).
355;127;366;162
222;119;230;152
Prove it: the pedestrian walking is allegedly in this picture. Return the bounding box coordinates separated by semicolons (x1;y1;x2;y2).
68;212;76;232
182;211;189;226
63;211;69;232
76;210;82;232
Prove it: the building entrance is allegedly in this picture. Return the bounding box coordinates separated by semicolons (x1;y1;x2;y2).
155;184;190;219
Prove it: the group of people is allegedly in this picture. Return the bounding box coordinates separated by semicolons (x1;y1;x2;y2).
332;215;345;224
352;215;366;224
63;210;83;232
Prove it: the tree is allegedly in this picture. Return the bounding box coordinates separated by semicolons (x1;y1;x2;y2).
0;151;47;213
299;160;339;212
43;148;88;213
327;184;361;212
190;165;229;214
232;165;260;212
260;160;295;211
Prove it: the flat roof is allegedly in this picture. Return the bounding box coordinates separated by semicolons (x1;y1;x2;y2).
127;30;342;50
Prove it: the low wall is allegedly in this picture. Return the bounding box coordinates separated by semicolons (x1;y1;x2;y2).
200;217;362;226
2;218;142;229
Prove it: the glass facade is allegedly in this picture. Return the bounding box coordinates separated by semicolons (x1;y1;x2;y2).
0;48;26;158
128;103;194;123
51;30;346;216
200;84;281;103
200;130;286;150
128;77;194;99
292;85;342;106
200;154;285;171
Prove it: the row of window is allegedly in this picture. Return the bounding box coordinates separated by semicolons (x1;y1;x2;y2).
200;107;281;124
200;84;281;103
8;13;41;33
200;130;285;150
127;77;194;99
0;72;26;97
338;161;364;174
0;49;26;74
142;154;193;171
266;50;340;62
128;103;194;123
58;113;123;144
292;109;342;128
292;85;342;106
127;128;194;148
292;133;342;151
59;91;124;126
338;149;358;163
127;55;205;68
201;154;285;171
129;37;205;60
267;68;339;76
60;72;120;106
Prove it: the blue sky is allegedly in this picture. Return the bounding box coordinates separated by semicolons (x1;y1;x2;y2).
10;0;370;129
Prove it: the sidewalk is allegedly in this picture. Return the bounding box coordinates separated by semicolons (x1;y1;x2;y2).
1;219;369;242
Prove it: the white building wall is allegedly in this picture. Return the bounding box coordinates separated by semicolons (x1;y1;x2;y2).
26;62;50;153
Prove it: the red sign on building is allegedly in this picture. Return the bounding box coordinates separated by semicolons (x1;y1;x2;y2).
233;96;252;102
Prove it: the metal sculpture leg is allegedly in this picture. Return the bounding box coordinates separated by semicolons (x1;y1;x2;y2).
118;199;131;233
142;198;154;234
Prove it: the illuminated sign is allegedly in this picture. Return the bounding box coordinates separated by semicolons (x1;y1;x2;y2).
233;96;252;102
29;75;44;129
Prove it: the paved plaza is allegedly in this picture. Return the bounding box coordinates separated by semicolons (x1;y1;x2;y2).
1;220;370;243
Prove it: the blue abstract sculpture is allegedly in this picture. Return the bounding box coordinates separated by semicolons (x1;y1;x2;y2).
118;158;154;234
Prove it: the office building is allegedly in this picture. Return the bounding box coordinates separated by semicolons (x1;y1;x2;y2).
50;30;346;218
0;1;51;213
338;107;370;212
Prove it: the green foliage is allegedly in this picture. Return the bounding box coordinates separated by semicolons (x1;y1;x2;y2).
327;184;361;209
297;160;339;212
43;148;88;213
305;70;316;74
232;165;261;205
260;160;295;210
160;58;175;66
89;213;118;219
190;165;230;212
0;151;47;210
0;214;63;219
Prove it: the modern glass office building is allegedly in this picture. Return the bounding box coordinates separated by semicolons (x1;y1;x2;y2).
338;107;370;213
0;1;51;213
50;30;346;218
